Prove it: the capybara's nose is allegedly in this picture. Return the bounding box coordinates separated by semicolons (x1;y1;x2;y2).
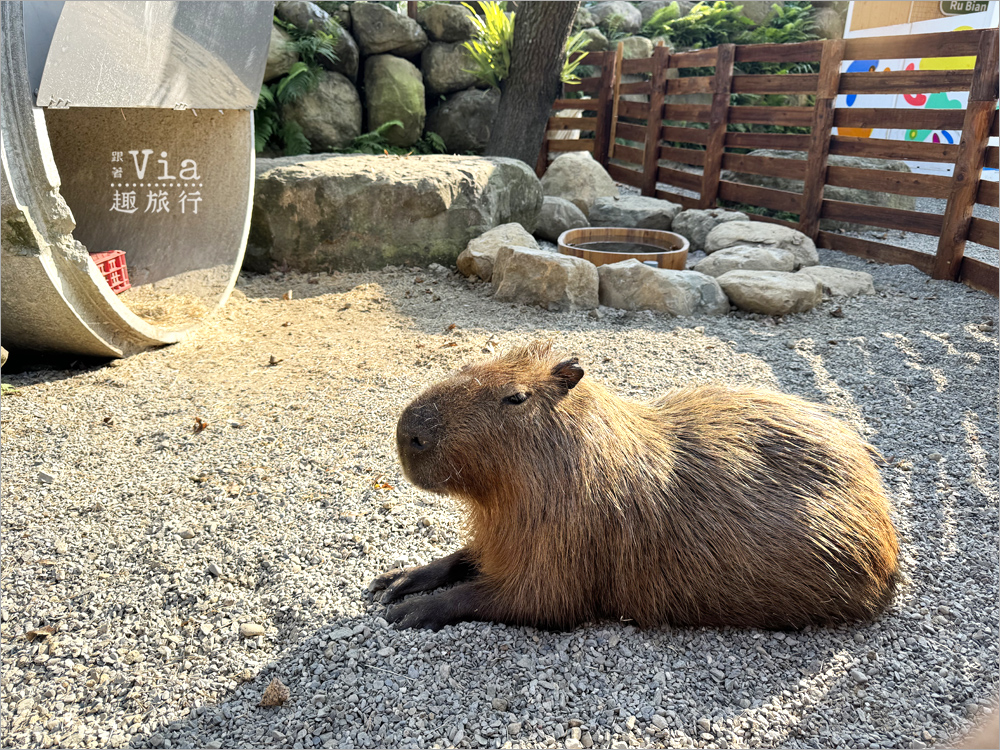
396;402;441;460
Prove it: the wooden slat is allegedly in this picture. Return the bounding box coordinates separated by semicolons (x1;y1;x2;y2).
933;29;998;280
664;104;712;122
722;153;807;180
844;28;986;61
839;70;975;95
668;48;718;68
662;125;710;145
547;117;597;131
607;162;643;187
564;79;601;94
614;144;645;165
621;57;654;74
746;213;800;230
799;39;844;239
642;44;671;196
829;135;958;164
660;145;706;166
619;81;651;95
547;139;596;153
724;132;811;151
986;147;999;170
606;42;626;161
666;77;714;95
968;217;1000;249
617;100;648;119
734;41;824;64
976;180;999;207
816;231;935;275
730;74;819;95
658;165;703;192
834;107;966;130
593;45;620;168
958;256;1000;297
700;43;735;209
615;121;646;143
578;51;606;66
728;106;815;127
717;180;802;214
655;189;700;209
992;109;998;137
552;98;599;110
821;200;944;235
825;165;953;199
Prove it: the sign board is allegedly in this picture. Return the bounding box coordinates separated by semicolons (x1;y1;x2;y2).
940;1;991;14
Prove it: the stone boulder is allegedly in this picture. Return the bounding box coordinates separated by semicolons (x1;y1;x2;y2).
364;55;425;148
418;3;478;42
282;71;362;151
541;152;619;217
598;260;729;316
621;36;654;59
493;246;599;312
421;42;479;96
249;155;543;272
425;88;500;155
705;221;818;267
721;150;916;230
578;27;610;51
590;195;682;230
693;245;798;277
323;28;360;83
574;7;597;29
275;1;331;32
265;25;299;82
638;1;696;25
814;7;845;39
717;271;822;316
796;266;875;297
535;197;588;243
671;208;748;252
591;1;643;34
457;223;538;282
350;2;428;57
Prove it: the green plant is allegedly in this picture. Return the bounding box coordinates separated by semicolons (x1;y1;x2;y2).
1;382;18;396
338;121;449;156
461;1;515;89
561;30;592;86
644;1;755;50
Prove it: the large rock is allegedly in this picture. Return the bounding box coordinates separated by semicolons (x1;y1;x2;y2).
492;246;599;312
717;270;822;316
275;1;331;32
621;36;654;59
578;27;610;51
457;223;538;281
425;88;500;155
705;221;818;267
541;152;619;218
671;208;748;252
590;195;682;230
721;150;916;230
591;1;643;34
638;1;696;25
574;7;597;30
265;25;299;82
364;55;425;148
350;2;428;57
796;266;875;297
282;71;362;151
693;245;798;277
535;197;588;243
421;42;479;96
323;28;360;83
249;155;543;271
598;260;729;316
813;7;845;39
418;3;477;42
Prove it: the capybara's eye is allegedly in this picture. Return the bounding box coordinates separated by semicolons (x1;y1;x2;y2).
503;392;530;405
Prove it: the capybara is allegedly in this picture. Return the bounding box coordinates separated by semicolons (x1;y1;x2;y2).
371;341;901;631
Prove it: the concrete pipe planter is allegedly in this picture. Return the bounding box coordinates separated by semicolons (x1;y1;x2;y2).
1;1;272;357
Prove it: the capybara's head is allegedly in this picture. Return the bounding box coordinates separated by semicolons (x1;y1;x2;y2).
396;341;583;498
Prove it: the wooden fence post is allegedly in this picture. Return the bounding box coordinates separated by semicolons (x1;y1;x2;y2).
933;28;999;281
699;43;734;209
799;39;845;239
593;43;623;168
407;1;418;19
535;136;549;178
641;43;670;196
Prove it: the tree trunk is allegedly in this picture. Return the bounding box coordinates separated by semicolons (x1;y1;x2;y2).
484;1;580;166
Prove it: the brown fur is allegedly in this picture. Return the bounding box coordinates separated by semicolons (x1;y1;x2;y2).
370;341;901;631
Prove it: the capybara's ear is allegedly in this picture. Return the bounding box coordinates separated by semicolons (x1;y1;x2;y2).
552;358;584;390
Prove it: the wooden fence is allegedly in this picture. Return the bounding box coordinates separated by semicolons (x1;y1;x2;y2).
538;27;999;296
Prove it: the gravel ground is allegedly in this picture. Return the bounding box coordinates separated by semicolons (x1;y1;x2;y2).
1;248;997;750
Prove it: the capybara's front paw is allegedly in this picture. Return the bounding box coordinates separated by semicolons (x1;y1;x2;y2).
384;596;452;631
368;567;407;599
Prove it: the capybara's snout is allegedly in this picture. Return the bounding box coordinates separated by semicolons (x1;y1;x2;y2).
396;401;444;472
